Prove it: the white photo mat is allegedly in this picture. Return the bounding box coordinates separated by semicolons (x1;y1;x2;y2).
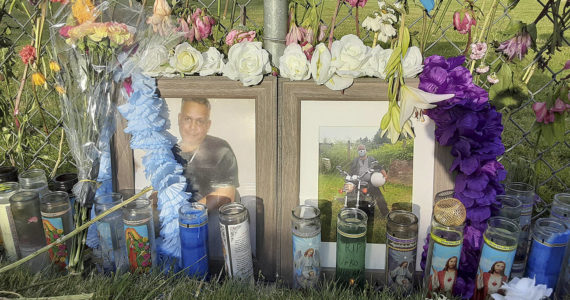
299;100;435;271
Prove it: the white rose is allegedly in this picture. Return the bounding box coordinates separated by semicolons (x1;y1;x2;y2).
223;41;272;86
169;42;203;74
403;46;423;78
363;46;392;78
330;34;370;78
199;47;225;76
137;45;169;74
279;44;310;81
310;43;334;85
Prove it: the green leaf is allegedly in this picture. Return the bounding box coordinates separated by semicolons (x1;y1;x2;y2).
390;106;401;133
489;64;513;100
552;113;566;143
380;111;391;130
385;47;402;78
525;23;537;50
507;0;521;10
401;27;410;58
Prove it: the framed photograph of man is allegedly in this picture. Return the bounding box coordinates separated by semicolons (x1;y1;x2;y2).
278;78;455;284
113;76;278;279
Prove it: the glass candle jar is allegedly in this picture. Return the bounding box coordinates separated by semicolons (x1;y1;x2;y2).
9;191;48;270
0;182;20;261
424;199;465;298
94;193;125;273
179;202;209;278
345;198;375;242
40;191;74;270
0;166;18;183
505;182;534;278
219;202;254;281
385;210;418;293
550;193;570;225
122;197;156;273
554;239;570;300
525;217;570;289
434;190;455;204
291;205;321;289
52;173;78;209
474;217;520;299
18;169;49;198
493;195;522;223
336;207;367;288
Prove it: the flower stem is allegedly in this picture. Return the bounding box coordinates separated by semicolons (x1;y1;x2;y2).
355;6;360;37
328;0;342;50
0;187;153;274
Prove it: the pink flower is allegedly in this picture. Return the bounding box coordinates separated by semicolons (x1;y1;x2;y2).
565;60;570;70
318;24;328;42
300;41;314;60
123;77;133;97
532;102;547;123
143;253;151;259
286;24;304;45
27;216;38;223
237;30;256;42
19;45;36;65
551;98;566;113
346;0;367;7
544;110;555;124
497;32;531;61
487;72;499;84
138;242;144;248
54;234;60;239
225;29;256;46
476;65;489;74
177;18;195;42
191;8;216;41
470;42;487;60
58;244;66;250
453;9;476;34
304;27;315;45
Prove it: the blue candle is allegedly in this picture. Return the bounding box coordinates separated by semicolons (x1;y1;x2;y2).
179;202;208;278
525;218;570;289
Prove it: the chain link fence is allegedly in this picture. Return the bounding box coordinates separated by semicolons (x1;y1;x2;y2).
1;0;568;205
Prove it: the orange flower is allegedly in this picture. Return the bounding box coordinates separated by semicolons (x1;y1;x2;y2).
72;0;97;25
31;72;46;86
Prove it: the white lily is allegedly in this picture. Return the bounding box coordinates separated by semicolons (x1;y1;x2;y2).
399;85;454;128
362;13;382;32
310;43;334;85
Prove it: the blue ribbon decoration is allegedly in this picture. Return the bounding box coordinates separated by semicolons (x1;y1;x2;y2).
116;71;191;259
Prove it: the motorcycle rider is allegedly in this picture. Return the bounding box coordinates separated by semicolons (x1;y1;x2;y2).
349;144;390;217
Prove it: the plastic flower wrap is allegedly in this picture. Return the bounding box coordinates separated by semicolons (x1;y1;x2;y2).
50;0;141;273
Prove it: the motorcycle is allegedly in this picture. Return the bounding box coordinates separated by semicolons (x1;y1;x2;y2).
336;164;386;241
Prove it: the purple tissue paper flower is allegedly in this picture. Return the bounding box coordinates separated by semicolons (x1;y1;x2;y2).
420;55;505;299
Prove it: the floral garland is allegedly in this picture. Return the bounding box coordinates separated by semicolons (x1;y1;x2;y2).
418;55;506;298
117;71;191;259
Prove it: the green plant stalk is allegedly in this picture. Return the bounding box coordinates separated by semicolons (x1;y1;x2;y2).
469;0;499;73
0;187;153;274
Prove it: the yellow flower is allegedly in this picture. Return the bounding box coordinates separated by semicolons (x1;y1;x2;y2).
142;237;148;243
55;85;65;94
49;61;61;72
88;23;108;42
107;23;134;46
57;229;64;234
31;72;46;86
60;257;66;263
72;0;97;25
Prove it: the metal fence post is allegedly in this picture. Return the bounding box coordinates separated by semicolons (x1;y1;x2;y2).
263;0;288;66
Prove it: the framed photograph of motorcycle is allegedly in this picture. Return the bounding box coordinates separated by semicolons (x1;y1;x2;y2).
112;76;278;279
277;78;454;283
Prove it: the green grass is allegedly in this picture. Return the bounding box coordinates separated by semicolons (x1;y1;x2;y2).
318;174;412;244
0;263;460;300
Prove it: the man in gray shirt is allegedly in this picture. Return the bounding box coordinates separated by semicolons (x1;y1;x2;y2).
350;144;389;216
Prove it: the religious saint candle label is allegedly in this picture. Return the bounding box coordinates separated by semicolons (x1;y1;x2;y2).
525;237;567;288
97;222;116;267
473;235;516;299
292;233;321;288
124;224;152;273
220;221;253;280
386;233;416;289
41;216;68;269
428;233;462;295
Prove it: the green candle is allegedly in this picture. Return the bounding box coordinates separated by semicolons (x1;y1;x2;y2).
335;207;367;288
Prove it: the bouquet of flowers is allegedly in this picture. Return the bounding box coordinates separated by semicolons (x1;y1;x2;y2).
50;0;139;273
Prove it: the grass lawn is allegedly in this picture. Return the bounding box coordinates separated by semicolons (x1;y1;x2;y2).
318;173;412;244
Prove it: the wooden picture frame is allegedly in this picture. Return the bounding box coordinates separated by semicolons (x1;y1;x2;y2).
277;78;454;285
112;76;278;279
